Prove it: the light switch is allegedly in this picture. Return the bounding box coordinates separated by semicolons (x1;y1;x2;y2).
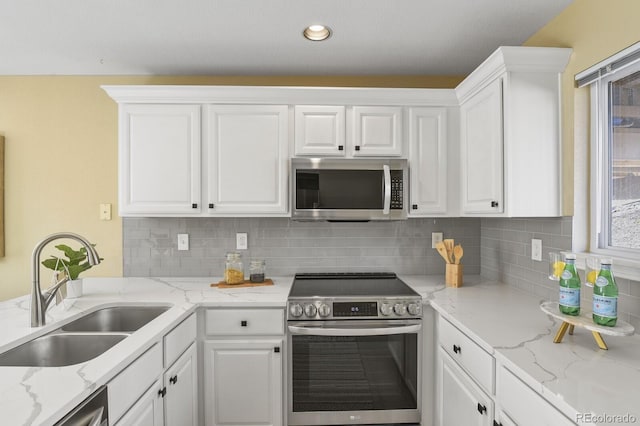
99;203;112;221
178;234;189;251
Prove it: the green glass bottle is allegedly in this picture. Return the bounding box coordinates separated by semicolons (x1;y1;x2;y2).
559;254;581;316
592;259;618;327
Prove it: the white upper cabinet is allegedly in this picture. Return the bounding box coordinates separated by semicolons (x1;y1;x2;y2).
459;79;504;214
205;105;289;215
352;106;403;156
408;107;449;216
119;104;201;216
456;46;572;217
294;105;346;156
295;105;403;157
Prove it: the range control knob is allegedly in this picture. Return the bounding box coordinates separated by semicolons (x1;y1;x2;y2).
380;302;394;316
318;303;331;318
408;303;422;316
289;303;303;318
394;303;408;316
304;304;317;317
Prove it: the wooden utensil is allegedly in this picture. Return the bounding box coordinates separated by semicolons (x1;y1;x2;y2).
435;242;451;264
443;239;454;263
453;244;464;264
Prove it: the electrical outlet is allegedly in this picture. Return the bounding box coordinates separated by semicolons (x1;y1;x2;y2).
177;234;189;251
432;232;443;248
236;233;248;250
531;238;542;261
99;203;112;221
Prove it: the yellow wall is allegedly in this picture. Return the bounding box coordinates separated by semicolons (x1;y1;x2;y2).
0;75;463;301
524;0;640;215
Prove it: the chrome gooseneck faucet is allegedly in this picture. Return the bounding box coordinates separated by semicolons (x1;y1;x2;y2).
30;232;101;327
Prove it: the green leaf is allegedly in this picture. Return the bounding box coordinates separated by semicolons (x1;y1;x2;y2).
54;244;87;264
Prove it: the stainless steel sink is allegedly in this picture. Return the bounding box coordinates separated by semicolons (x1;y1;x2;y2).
61;306;170;333
0;305;171;367
0;333;127;367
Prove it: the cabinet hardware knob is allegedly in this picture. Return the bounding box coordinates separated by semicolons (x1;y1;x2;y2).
192;203;198;209
491;201;499;207
355;146;361;151
453;344;461;354
477;403;487;415
412;204;418;210
274;347;280;353
209;203;214;209
338;145;344;151
169;375;178;385
158;387;167;398
241;320;248;327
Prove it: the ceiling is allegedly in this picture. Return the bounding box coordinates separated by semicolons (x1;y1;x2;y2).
0;0;573;76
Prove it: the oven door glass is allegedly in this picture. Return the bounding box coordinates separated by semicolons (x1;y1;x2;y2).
288;320;420;423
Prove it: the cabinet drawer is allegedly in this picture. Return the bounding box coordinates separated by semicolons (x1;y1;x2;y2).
497;365;574;426
205;309;284;335
438;317;495;394
164;312;196;368
109;343;163;423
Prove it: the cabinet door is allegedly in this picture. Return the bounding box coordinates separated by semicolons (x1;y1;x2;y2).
352;106;403;156
437;349;493;426
119;104;201;216
295;105;346;156
460;79;504;214
164;342;197;426
497;365;574;426
409;107;448;215
204;339;283;426
116;378;164;426
205;105;289;215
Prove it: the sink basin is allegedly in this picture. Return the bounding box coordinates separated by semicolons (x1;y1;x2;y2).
0;333;127;367
61;306;170;333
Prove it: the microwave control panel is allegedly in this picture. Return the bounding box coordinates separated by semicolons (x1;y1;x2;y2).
391;171;403;209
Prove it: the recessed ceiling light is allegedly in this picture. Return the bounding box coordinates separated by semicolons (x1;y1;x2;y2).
303;25;332;41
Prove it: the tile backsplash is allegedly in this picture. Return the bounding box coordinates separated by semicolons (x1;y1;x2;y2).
480;217;640;333
123;217;481;277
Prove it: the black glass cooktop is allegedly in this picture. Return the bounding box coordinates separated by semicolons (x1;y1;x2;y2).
289;273;419;298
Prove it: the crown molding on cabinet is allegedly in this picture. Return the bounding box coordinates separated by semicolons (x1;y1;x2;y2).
455;46;573;104
102;85;459;107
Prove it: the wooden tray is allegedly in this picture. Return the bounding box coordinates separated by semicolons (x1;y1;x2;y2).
211;278;274;288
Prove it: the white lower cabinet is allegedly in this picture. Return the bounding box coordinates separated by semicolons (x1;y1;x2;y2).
496;364;574;426
438;348;494;426
110;313;198;426
203;308;284;426
164;342;198;426
204;339;283;426
116;377;164;426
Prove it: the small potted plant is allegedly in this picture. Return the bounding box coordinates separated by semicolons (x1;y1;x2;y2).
42;244;102;297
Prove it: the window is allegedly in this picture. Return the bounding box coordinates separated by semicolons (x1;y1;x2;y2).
581;44;640;259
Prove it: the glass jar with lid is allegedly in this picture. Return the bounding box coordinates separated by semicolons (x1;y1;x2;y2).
224;252;244;284
249;259;266;283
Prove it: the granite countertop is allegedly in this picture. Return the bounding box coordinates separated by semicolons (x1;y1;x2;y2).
0;275;638;426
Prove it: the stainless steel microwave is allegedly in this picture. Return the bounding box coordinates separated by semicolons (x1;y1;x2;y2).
291;158;408;221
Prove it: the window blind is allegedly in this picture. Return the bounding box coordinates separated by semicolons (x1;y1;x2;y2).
576;40;640;87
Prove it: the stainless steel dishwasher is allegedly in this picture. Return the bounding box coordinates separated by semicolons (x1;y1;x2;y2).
54;386;108;426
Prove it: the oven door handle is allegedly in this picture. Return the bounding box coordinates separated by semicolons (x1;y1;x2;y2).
382;164;391;215
288;323;421;336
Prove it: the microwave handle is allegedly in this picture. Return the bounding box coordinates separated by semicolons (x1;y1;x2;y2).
288;323;421;337
383;164;391;214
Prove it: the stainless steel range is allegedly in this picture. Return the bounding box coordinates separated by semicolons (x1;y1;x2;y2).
287;273;422;426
